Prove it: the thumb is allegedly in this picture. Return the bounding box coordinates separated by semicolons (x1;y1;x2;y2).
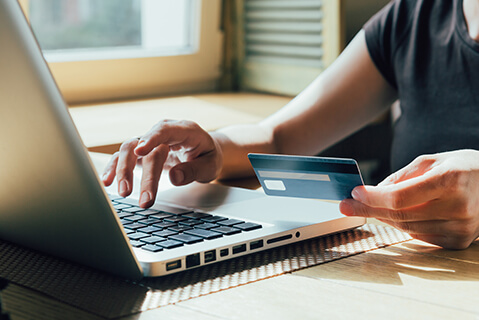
169;152;220;186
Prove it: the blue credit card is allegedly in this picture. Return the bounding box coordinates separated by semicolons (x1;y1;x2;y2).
248;153;364;201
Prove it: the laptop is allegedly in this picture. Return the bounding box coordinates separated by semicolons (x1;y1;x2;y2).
0;0;365;279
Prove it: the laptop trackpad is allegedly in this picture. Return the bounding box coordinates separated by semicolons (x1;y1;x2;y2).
155;183;265;210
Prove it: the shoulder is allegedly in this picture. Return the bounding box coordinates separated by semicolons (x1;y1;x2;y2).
362;0;449;88
363;0;418;50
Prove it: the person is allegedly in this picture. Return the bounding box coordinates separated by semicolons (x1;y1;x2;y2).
102;0;479;250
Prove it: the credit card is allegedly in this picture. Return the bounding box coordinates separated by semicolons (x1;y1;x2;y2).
248;153;364;201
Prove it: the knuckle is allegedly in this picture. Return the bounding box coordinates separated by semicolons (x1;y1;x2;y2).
387;191;405;210
141;176;157;187
438;170;467;195
395;221;412;233
120;140;137;152
413;154;433;166
388;209;406;222
116;167;131;180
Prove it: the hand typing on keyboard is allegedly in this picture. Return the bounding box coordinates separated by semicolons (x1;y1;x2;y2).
102;120;223;208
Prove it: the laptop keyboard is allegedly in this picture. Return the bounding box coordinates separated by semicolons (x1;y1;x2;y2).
108;195;262;253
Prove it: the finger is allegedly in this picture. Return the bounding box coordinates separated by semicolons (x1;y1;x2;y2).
102;152;119;186
352;170;443;210
411;234;473;250
376;218;474;249
135;120;211;157
169;151;220;186
377;218;450;235
116;139;140;197
139;144;169;208
378;155;436;187
340;198;458;222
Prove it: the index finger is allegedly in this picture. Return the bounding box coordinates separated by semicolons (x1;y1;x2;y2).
352;170;443;209
135;120;209;157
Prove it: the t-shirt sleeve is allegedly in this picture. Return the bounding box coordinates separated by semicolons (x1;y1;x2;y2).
363;0;415;89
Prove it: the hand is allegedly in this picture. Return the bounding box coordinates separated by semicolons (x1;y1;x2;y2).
102;120;223;208
340;150;479;249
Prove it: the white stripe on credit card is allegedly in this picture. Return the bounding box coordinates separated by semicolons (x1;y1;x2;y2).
258;170;331;182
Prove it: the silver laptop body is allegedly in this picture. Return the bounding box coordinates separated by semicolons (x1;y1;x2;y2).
0;0;365;279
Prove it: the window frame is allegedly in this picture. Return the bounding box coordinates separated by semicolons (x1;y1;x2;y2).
20;0;223;104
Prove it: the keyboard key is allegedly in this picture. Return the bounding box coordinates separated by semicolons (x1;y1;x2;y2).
179;219;203;227
135;209;161;216
124;214;148;222
169;234;204;244
153;230;178;238
164;216;188;223
183;212;212;219
113;204;132;210
152;221;176;229
195;222;220;230
117;212;134;219
138;226;162;234
218;219;244;227
185;228;222;240
161;208;194;215
129;240;145;247
140;236;166;244
234;222;262;231
120;219;133;226
122;207;146;213
149;213;174;220
201;215;228;223
138;218;155;226
142;244;163;252
128;232;150;240
156;239;184;249
168;225;193;233
123;222;147;230
211;226;241;235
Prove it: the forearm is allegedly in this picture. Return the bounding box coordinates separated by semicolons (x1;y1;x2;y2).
264;30;397;156
211;31;397;180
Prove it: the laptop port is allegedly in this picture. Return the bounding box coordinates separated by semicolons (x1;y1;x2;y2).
186;253;200;268
267;234;292;244
232;244;246;255
250;239;264;250
166;259;181;271
204;250;216;263
220;248;229;257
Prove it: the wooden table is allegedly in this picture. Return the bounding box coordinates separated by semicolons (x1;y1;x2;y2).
1;152;478;320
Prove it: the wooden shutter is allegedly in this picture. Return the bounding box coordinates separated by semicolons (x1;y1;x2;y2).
240;0;344;96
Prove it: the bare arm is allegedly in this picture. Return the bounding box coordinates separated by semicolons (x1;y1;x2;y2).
103;31;397;207
214;30;398;179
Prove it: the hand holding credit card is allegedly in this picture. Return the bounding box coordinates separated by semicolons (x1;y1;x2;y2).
248;153;364;201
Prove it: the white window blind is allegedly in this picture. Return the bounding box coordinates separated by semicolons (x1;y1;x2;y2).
241;0;343;96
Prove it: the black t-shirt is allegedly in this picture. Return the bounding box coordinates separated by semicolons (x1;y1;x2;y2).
364;0;479;172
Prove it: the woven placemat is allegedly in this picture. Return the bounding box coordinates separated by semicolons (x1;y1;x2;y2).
0;224;411;319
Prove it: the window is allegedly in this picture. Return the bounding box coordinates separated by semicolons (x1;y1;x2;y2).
28;0;195;61
20;0;223;104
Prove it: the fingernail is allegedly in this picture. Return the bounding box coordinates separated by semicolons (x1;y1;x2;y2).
171;169;184;185
136;140;146;148
140;191;151;205
339;201;355;216
101;171;109;181
351;187;363;202
119;180;129;195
